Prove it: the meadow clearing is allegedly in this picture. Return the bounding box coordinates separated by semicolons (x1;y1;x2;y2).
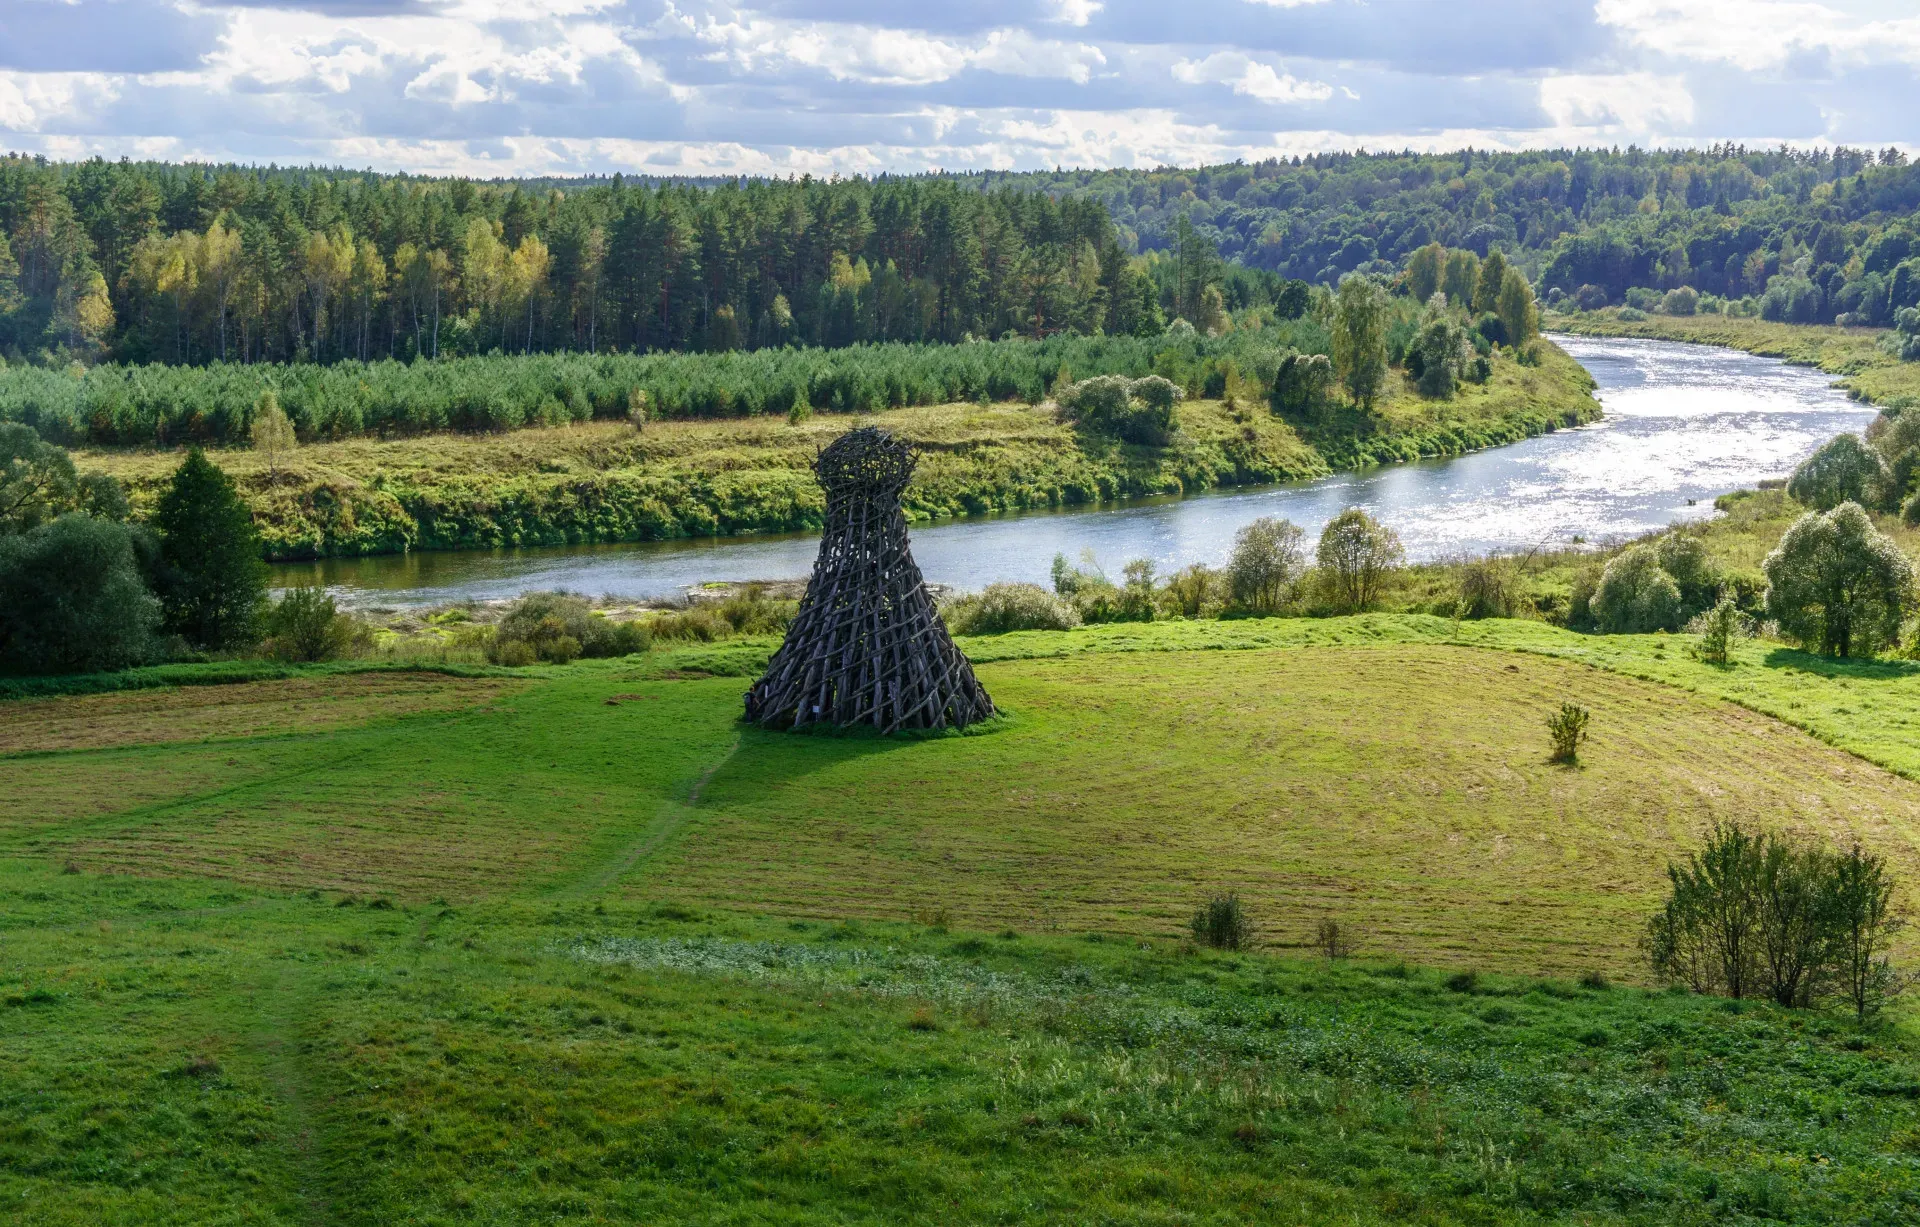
6;615;1920;1223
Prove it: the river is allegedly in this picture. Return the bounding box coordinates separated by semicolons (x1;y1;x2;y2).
276;335;1878;607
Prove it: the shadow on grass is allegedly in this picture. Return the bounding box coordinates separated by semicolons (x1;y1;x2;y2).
706;710;1022;799
1761;648;1920;680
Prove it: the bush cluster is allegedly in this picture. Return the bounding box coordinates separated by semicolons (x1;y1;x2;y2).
942;583;1081;635
1646;822;1909;1021
262;587;373;662
1054;373;1184;445
644;588;795;643
1;434;270;675
1191;895;1254;951
485;592;652;666
1587;533;1720;633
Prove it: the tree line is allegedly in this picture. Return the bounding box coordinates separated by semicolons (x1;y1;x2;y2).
977;145;1920;327
0;157;1334;370
8;143;1914;376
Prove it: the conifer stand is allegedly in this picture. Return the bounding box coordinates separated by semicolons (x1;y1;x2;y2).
744;427;995;733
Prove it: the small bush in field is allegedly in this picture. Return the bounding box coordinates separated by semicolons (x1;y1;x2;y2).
1687;595;1751;665
943;582;1081;634
1315;916;1357;960
1546;702;1589;763
490;638;537;667
1192;895;1253;951
647;606;729;642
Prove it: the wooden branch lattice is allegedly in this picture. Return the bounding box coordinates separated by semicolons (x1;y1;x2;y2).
744;427;995;733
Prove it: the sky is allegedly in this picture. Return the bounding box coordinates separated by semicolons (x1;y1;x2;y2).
2;0;1918;178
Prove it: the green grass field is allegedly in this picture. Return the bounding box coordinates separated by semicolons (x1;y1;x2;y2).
70;342;1599;560
8;616;1920;1223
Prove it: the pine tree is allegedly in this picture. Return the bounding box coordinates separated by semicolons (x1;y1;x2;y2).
152;449;267;650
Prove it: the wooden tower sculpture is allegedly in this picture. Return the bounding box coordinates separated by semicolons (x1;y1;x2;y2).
744;427;995;733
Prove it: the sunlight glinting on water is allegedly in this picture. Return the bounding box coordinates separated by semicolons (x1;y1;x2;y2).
287;335;1879;606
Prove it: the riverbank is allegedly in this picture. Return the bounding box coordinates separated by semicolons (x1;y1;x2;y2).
1548;310;1920;408
77;342;1599;559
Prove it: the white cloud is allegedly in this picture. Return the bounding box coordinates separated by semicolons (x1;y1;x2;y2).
1172;52;1333;104
1596;0;1920;72
0;72;118;132
684;15;1105;86
4;0;1919;176
1539;71;1695;137
1047;0;1103;27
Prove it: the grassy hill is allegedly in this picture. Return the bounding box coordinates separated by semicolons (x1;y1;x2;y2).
6;616;1920;1222
70;342;1598;560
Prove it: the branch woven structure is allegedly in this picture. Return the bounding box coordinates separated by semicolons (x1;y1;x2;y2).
744;427;995;733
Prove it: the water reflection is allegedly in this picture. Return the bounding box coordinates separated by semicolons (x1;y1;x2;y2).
278;335;1876;607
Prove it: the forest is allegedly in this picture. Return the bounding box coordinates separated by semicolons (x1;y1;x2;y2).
982;144;1920;326
6;143;1920;377
0;158;1281;368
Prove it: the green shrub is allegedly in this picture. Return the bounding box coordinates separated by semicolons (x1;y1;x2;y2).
944;582;1081;634
1645;823;1910;1019
0;514;160;675
711;587;793;636
490;591;647;665
1546;702;1590;764
645;606;729;643
1454;556;1524;619
1763;502;1914;657
1191;895;1253;951
1591;544;1683;633
1056;374;1183;445
1158;563;1223;618
1687;595;1751;665
262;587;373;662
1226;517;1305;615
1314;916;1357;960
1788;434;1887;512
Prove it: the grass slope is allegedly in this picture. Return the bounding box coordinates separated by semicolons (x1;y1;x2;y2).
73;343;1598;560
1549;310;1920;408
9;618;1920;1223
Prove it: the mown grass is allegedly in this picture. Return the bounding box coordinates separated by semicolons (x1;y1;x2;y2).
8;616;1920;1223
71;342;1598;560
6;880;1920;1224
1549;310;1920;408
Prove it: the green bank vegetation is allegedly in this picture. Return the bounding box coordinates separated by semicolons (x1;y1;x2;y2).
68;337;1596;559
8;622;1920;1222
